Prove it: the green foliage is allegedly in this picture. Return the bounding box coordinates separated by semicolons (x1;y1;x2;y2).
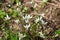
22;6;28;13
0;10;6;18
42;0;48;7
12;0;19;3
55;29;60;34
16;0;19;3
0;0;58;40
9;32;18;40
5;29;18;40
12;0;15;3
12;10;19;17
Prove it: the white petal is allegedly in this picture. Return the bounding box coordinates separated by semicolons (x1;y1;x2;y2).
14;19;19;23
34;3;37;8
43;0;48;2
40;13;45;17
22;14;32;20
25;19;29;23
39;16;43;20
5;15;10;20
55;34;59;37
27;14;32;19
24;24;30;30
16;3;19;6
35;17;40;23
39;31;45;38
8;4;11;7
41;20;47;25
22;16;25;20
18;32;26;40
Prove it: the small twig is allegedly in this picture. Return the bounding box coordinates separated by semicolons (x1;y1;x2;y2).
34;0;60;8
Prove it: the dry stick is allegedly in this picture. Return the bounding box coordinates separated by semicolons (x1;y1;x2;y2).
34;0;60;8
47;3;60;8
51;0;60;4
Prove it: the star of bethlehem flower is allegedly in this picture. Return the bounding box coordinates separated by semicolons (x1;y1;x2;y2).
55;34;59;37
14;19;19;23
41;20;48;25
24;24;30;30
25;19;29;23
16;2;21;6
40;13;45;17
8;4;11;7
5;15;10;20
22;14;32;20
16;3;19;6
35;17;40;23
35;13;45;23
35;13;48;25
17;8;19;11
34;3;38;8
35;16;43;23
39;31;45;38
18;32;26;40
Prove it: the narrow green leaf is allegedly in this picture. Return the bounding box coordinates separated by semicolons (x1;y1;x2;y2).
12;0;15;3
55;29;60;34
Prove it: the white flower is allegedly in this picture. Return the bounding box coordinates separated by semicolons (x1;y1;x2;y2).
30;0;34;4
22;14;32;23
16;3;19;6
35;17;40;23
55;34;59;37
39;16;43;20
34;3;37;8
16;2;21;6
19;2;21;5
40;13;45;17
35;16;43;23
5;15;10;20
39;31;45;38
8;4;11;7
22;14;32;20
25;19;29;23
43;0;48;2
35;13;47;25
18;32;26;40
41;20;47;25
24;24;30;30
40;13;48;25
14;19;19;23
17;8;19;11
